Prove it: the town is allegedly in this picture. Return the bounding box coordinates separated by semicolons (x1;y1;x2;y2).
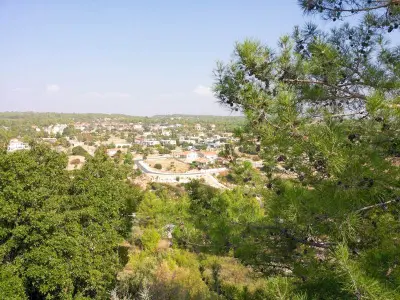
2;113;264;189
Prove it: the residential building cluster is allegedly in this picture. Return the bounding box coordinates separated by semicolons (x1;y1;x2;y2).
6;118;239;169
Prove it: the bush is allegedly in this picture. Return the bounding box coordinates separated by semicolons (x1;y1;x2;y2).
158;147;172;155
141;228;161;252
71;146;89;157
70;158;81;165
154;163;162;170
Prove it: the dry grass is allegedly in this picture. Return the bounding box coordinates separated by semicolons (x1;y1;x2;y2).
146;158;190;173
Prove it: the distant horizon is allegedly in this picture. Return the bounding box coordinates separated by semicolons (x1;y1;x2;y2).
0;110;244;118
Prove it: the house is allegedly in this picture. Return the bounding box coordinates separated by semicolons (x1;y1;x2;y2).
173;151;198;162
194;157;209;167
134;137;145;145
162;130;171;137
199;151;218;162
143;140;160;146
31;125;41;132
7;139;30;152
107;148;119;157
195;124;202;131
45;124;68;135
133;124;143;131
74;122;89;131
150;124;161;131
161;140;177;146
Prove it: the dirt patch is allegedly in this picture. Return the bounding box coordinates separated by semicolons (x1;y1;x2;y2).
157;239;171;251
145;158;190;173
131;175;151;190
67;155;86;170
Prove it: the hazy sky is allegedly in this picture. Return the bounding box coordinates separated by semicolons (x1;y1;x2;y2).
0;0;374;116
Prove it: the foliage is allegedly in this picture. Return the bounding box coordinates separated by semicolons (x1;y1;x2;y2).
71;145;90;158
299;0;400;30
154;163;162;170
124;152;134;165
212;8;400;299
62;125;76;138
114;186;308;300
157;146;172;155
0;145;142;299
141;228;161;252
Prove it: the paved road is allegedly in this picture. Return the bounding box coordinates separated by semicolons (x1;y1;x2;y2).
134;159;228;189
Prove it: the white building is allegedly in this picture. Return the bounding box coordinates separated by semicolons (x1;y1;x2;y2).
195;124;202;131
107;148;119;157
143;140;160;146
199;151;218;162
133;124;144;131
162;130;171;137
7;139;30;152
173;151;198;162
45;124;68;135
161;140;177;146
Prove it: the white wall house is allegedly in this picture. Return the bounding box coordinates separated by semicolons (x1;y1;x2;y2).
162;130;171;137
161;140;177;146
133;124;144;131
7;139;30;152
45;124;68;135
107;148;119;157
173;151;198;162
199;151;218;162
143;140;160;146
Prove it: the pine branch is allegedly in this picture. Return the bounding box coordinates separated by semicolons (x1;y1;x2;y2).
233;221;334;248
355;198;400;213
319;3;391;13
283;78;367;100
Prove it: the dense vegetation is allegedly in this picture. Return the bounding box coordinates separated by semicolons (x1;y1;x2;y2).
0;145;141;299
211;1;400;298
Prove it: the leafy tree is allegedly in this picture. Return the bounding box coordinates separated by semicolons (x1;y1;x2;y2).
131;143;143;153
56;137;70;148
154;163;162;170
71;145;90;157
218;143;237;163
108;143;116;149
62;125;76;138
124;151;134;165
0;145;141;299
113;149;123;164
212;7;400;299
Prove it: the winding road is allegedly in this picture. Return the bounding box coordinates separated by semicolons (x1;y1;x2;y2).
134;159;228;189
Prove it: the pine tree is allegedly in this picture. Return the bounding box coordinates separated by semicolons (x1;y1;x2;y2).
212;6;400;299
298;0;400;31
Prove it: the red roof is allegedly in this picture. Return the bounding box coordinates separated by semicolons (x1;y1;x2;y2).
201;151;217;156
181;151;197;155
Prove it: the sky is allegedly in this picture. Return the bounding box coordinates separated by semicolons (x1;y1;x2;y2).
0;0;381;116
